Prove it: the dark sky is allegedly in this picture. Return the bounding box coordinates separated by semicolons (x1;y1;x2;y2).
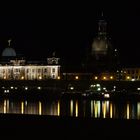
0;2;140;67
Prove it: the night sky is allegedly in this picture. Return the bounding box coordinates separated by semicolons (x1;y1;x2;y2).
0;3;140;68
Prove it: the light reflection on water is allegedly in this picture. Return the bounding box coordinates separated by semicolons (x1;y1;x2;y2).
0;98;140;119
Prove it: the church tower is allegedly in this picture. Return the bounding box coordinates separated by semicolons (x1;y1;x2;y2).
85;13;118;73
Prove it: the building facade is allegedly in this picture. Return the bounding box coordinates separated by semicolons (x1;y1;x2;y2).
0;59;60;80
0;40;60;80
122;68;140;81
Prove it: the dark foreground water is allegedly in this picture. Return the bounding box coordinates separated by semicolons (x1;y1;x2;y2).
0;98;140;119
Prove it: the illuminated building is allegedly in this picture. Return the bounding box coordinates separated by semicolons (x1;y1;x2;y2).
121;68;140;81
0;40;60;80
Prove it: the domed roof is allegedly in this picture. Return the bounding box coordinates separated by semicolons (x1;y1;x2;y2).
92;38;108;55
2;47;16;57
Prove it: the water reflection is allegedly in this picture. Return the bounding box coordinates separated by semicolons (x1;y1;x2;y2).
75;100;78;117
70;100;73;116
39;101;42;115
0;98;140;119
110;103;112;118
127;103;130;119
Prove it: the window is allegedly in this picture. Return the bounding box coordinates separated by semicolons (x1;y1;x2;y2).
52;68;55;73
132;70;134;74
44;68;47;73
52;75;55;79
32;69;34;73
3;70;5;73
38;69;41;72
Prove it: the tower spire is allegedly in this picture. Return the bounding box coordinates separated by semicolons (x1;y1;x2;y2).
8;39;12;47
98;12;107;38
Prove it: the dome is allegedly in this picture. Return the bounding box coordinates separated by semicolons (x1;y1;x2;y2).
92;38;108;55
2;47;16;57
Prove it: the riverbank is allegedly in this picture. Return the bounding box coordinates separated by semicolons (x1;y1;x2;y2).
1;79;140;92
0;114;140;138
1;79;140;101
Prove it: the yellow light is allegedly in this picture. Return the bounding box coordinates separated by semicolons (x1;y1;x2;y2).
127;103;130;119
94;76;98;80
21;76;24;80
4;100;7;114
21;101;24;114
4;76;6;80
39;76;42;80
126;76;130;80
57;101;60;116
110;76;113;79
103;102;106;118
70;100;74;116
75;76;79;80
110;103;113;118
57;76;60;80
103;76;106;80
39;101;42;115
75;100;78;117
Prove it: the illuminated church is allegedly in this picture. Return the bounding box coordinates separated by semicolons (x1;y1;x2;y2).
0;40;60;80
85;13;119;73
